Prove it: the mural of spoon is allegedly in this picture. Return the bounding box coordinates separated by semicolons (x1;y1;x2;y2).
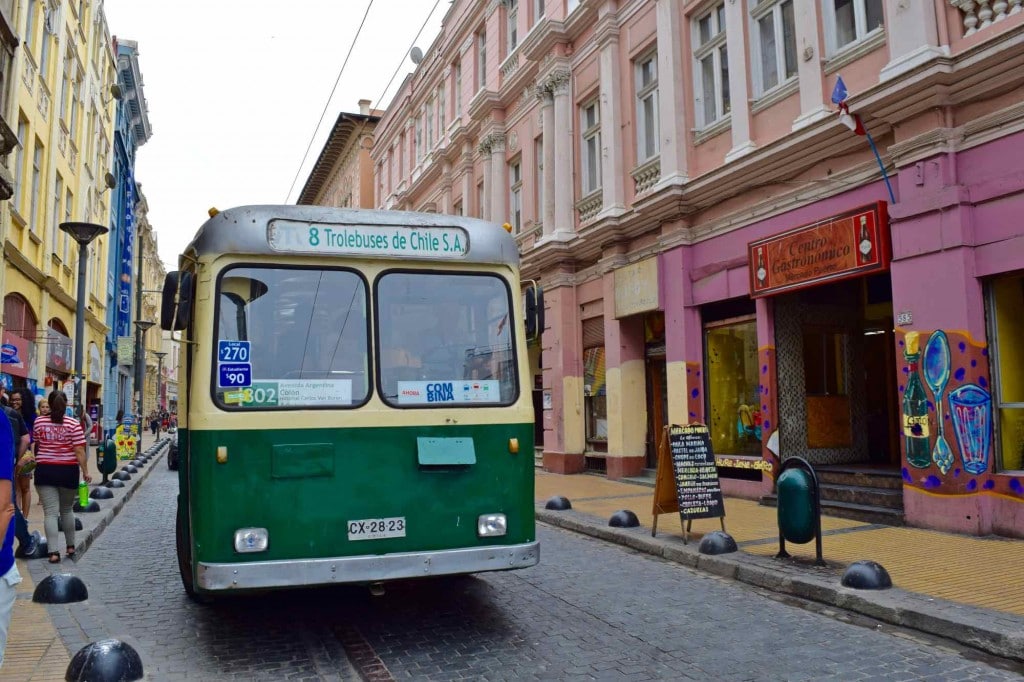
922;331;953;474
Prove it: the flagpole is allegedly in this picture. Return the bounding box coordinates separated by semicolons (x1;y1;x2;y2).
863;129;896;204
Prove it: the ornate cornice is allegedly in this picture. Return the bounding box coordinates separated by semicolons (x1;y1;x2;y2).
478;132;506;155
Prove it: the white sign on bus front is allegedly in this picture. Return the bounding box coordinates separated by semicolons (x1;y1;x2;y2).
268;220;469;259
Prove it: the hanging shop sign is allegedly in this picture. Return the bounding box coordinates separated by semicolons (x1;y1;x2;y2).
45;327;73;374
614;256;660;318
748;201;890;298
1;331;35;378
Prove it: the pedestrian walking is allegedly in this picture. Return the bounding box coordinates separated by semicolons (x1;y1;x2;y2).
25;392;91;563
9;390;36;520
0;400;37;559
0;406;21;669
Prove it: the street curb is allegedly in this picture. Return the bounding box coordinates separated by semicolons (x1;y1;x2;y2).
537;507;1024;663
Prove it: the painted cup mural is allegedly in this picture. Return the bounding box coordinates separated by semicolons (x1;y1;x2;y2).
900;330;994;485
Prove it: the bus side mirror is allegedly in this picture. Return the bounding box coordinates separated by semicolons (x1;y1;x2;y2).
524;284;544;343
161;271;194;331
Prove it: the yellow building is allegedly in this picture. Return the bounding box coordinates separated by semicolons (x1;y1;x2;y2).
1;0;117;405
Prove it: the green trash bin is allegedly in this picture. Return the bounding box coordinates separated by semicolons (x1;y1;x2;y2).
96;439;118;481
775;456;825;565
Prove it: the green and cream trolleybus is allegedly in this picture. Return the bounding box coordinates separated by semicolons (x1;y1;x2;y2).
161;206;540;599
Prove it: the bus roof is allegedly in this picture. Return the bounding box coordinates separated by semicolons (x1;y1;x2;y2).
182;205;520;268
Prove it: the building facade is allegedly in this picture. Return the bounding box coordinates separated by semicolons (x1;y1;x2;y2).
101;35;150;434
370;0;1024;538
298;99;380;207
1;0;117;411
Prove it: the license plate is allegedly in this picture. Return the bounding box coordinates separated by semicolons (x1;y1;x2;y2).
347;517;406;541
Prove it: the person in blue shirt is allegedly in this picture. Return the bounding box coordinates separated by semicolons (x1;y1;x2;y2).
0;406;20;668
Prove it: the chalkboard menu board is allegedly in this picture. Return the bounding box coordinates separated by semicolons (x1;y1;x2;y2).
668;424;724;521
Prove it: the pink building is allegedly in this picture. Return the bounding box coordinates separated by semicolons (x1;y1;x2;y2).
369;0;1024;538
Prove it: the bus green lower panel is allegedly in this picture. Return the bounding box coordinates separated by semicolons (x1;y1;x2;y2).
182;423;535;565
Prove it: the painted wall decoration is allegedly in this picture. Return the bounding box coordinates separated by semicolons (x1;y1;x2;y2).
757;347;778;477
897;329;1020;500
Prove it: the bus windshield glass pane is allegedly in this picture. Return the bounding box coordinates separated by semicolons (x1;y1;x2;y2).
377;272;517;407
214;266;369;409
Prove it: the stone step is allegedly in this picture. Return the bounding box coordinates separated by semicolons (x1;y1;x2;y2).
760;494;905;526
814;467;904;490
819;483;905;510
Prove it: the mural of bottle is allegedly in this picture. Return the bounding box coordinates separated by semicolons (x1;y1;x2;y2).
858;215;873;263
903;332;931;468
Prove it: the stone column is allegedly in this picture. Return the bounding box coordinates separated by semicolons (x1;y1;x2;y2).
598;26;625;217
603;273;647;479
541;272;586;474
478;138;493;221
655;0;689;185
662;247;705;427
550;69;574;238
441;160;453;214
880;0;944;81
536;84;556;235
724;0;755;162
460;142;473;216
791;0;830;131
487;133;507;225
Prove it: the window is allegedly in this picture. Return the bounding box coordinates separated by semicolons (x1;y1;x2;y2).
414;114;422;163
477;29;487;91
453;198;463;216
377;272;517;407
14;118;26;215
988;273;1024;472
582;317;606;452
213;266;370;409
507;0;518;54
509;159;522;233
693;2;730;128
64;188;72;264
705;317;761;457
59;49;72;123
425;100;434;150
437;84;446;134
50;174;62;255
751;0;797;96
24;0;36;55
534;0;545;25
580;100;601;195
454;61;462;116
635;52;659;162
568;0;580;14
827;0;883;53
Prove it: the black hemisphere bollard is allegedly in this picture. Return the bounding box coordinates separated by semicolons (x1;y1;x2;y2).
699;530;738;555
104;479;125;489
544;495;572;510
122;465;138;474
33;574;88;603
608;510;640;528
129;459;144;468
74;500;101;513
90;486;114;500
841;560;892;590
113;471;131;482
75;516;83;531
66;639;144;682
775;456;826;567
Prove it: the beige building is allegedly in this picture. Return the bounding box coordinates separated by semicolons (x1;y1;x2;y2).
133;186;166;417
1;0;117;406
298;100;380;208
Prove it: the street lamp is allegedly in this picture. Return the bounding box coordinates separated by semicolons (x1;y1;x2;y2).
133;319;154;420
154;351;167;412
59;222;108;412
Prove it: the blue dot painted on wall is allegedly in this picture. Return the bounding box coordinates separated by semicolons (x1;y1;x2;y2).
686;367;691;374
690;388;699;399
982;347;988;356
689;411;696;418
979;376;988;388
898;385;904;393
898;339;905;347
971;359;977;368
902;467;912;483
902;366;910;374
945;414;951;421
923;475;942;488
954;367;966;381
762;365;768;374
1010;479;1024;495
983;480;996;490
762;420;771;431
958;341;967;353
953;468;961;477
927;400;935;413
966;479;977;491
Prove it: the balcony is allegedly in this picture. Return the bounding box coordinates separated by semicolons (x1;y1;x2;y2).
949;0;1023;36
631;157;661;196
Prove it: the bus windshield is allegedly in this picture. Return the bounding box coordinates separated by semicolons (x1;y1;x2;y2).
214;266;370;409
377;272;517;407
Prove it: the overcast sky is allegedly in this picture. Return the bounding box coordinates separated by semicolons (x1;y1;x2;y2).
101;0;448;268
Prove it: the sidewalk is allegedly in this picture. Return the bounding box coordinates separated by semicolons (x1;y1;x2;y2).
3;430;170;681
536;470;1024;663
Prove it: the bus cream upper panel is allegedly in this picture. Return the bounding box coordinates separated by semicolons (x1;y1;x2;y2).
184;206;519;268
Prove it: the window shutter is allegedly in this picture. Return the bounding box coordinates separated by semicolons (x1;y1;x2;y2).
582;317;604;349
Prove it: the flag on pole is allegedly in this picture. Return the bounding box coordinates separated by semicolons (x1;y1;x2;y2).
830;75;895;203
831;76;865;136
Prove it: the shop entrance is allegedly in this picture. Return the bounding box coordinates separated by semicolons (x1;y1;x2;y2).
777;274;898;467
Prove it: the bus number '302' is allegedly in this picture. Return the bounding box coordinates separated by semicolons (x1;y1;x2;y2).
347;517;407;541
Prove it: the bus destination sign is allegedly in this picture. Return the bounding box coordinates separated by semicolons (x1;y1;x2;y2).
268;220;469;259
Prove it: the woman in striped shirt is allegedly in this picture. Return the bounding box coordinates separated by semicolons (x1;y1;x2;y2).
29;392;91;563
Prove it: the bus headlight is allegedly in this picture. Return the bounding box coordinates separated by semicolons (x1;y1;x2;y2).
234;528;269;553
477;514;507;537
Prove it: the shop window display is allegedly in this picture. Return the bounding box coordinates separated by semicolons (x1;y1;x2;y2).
584;346;607;452
989;273;1024;471
705;318;761;457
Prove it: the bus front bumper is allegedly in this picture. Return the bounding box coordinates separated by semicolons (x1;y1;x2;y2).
196;541;540;591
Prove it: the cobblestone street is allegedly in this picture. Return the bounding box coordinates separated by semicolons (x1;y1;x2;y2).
21;459;1022;681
